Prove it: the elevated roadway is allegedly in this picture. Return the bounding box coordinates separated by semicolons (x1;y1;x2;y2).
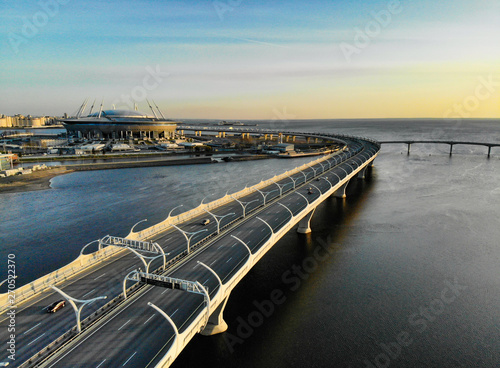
2;130;379;368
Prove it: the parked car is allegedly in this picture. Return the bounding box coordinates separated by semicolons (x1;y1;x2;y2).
46;300;66;313
202;219;210;225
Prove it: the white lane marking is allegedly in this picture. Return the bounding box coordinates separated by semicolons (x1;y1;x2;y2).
210;259;217;265
204;279;209;284
161;289;168;295
144;314;155;325
118;319;131;331
127;265;137;270
164;237;172;241
232;243;237;247
27;333;46;346
218;245;224;249
171;308;179;317
96;359;107;368
261;228;266;232
82;289;96;298
94;273;106;280
122;351;136;366
226;257;233;263
23;322;41;335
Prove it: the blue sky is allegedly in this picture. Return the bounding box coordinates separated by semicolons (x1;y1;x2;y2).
1;0;499;118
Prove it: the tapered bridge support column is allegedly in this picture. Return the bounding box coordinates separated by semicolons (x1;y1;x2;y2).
297;208;316;234
357;166;367;180
407;143;411;155
201;295;230;336
333;181;349;198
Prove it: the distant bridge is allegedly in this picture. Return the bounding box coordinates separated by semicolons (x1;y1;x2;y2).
379;140;500;157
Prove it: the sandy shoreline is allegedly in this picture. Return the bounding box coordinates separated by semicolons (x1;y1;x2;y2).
0;167;74;194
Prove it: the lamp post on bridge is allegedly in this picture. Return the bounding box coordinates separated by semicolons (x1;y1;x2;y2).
231;235;252;257
197;261;223;290
256;216;274;238
306;164;318;177
203;208;235;234
230;196;259;218
294;191;310;206
125;247;169;273
50;285;107;333
0;276;16;288
172;225;208;254
270;180;287;197
309;183;322;195
80;239;100;256
166;204;184;220
130;218;147;233
319;176;333;188
298;169;311;183
254;188;279;206
277;202;294;219
148;302;180;357
285;173;300;189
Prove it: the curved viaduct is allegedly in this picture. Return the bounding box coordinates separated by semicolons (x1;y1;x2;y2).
1;130;380;368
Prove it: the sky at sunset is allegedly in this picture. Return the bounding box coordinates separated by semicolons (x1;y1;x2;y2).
1;0;499;119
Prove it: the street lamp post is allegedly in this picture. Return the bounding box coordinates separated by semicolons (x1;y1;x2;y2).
270;180;287;196
254;188;279;206
203;208;235;234
230;235;252;256
172;225;208;253
50;285;107;333
319;176;333;188
166;204;184;219
256;216;274;237
277;202;294;219
285;173;300;189
307;164;318;177
230;196;259;218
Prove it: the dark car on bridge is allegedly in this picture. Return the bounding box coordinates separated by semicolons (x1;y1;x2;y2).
46;300;66;313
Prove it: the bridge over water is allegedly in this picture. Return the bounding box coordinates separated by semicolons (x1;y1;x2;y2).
379;140;499;157
1;130;379;368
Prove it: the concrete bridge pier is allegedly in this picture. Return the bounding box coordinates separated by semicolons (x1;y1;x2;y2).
357;166;368;179
333;181;349;198
488;146;491;158
297;208;316;234
449;144;453;156
200;295;230;336
407;143;411;155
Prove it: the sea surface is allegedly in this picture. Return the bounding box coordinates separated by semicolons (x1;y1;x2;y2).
1;119;499;367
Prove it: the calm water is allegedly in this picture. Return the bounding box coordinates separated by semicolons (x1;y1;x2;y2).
1;119;499;367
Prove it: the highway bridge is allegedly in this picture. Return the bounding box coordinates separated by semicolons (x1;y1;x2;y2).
1;130;379;368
